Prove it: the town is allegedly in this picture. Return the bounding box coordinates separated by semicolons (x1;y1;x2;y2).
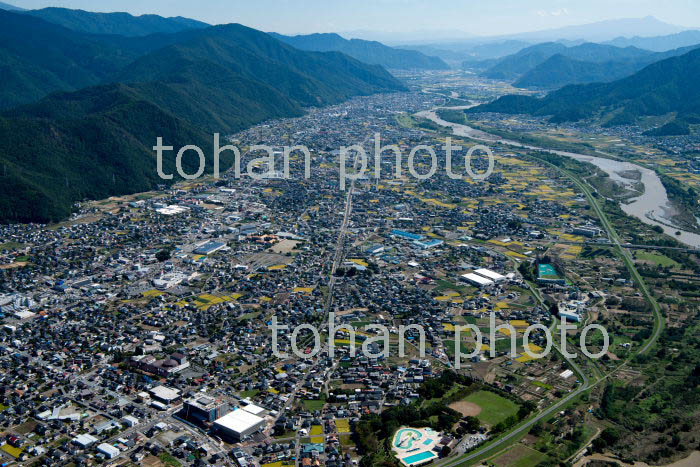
0;71;698;467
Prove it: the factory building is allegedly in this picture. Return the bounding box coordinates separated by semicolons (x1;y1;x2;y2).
213;408;267;442
97;443;120;459
148;385;181;405
460;273;494;288
473;268;506;282
193;241;227;255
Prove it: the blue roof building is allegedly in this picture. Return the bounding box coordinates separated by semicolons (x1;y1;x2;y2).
193;241;227;255
391;229;424;241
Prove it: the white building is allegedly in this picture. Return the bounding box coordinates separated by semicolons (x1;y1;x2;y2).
213;408;266;441
122;415;139;427
559;300;583;322
474;268;506;283
559;310;581;322
241;403;267;416
73;434;98;448
460;273;494;288
97;443;120;459
152;272;187;290
155;205;189;216
149;385;181;404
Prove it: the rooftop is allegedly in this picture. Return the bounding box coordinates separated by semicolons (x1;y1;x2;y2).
214;408;265;434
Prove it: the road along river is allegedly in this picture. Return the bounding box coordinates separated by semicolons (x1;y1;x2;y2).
416;108;700;248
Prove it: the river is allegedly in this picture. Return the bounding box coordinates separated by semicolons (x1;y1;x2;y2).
416;108;700;248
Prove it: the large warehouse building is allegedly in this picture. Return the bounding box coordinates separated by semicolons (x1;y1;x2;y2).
213;408;266;441
473;268;506;283
460;273;494;288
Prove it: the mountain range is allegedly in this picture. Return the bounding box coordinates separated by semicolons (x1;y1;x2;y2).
396;17;696;64
0;9;405;223
468;47;700;128
23;7;210;36
343;17;684;45
512;54;646;89
269;32;448;70
604;30;700;52
478;41;700;90
0;1;21;10
500;16;685;43
482;42;652;80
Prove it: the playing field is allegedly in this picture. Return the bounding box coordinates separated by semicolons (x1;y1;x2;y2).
463;390;519;426
448;400;482;417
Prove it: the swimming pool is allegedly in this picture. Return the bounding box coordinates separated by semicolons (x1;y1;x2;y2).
422;439;433;446
402;451;437;465
394;428;423;450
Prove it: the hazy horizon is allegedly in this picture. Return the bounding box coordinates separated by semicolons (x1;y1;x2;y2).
6;0;700;37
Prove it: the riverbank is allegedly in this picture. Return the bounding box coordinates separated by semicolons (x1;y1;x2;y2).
416;108;700;248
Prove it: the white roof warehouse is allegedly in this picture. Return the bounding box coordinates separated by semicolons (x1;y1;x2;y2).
213;408;266;441
473;268;506;282
460;273;494;287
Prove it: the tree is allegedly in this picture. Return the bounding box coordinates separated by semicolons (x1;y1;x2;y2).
440;445;452;458
600;427;621;446
462;416;481;432
529;422;543;436
156;249;171;262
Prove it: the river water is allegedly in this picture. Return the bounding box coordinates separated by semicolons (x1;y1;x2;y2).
416;108;700;248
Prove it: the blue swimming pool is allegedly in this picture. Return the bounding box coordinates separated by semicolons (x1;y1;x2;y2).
402;451;437;465
422;439;433;446
393;428;423;450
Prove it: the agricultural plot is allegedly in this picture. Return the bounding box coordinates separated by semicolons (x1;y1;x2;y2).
492;444;547;467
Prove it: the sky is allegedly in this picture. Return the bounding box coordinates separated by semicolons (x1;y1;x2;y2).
9;0;700;36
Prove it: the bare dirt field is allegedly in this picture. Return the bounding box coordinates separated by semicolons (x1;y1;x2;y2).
448;400;482;417
574;451;700;467
492;444;546;467
269;239;300;254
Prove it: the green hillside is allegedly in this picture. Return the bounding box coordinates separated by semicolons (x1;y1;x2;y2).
24;7;209;36
483;42;651;81
0;84;229;222
117;24;405;133
513;44;700;90
513;54;645;89
0;10;139;109
0;12;406;223
469;47;700;124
